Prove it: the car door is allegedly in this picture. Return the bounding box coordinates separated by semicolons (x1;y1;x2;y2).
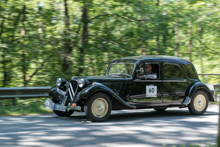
129;62;163;107
162;63;189;105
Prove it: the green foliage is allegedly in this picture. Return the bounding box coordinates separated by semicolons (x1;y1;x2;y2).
0;0;219;87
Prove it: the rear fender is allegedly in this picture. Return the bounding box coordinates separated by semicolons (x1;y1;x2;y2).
74;82;135;109
185;82;214;102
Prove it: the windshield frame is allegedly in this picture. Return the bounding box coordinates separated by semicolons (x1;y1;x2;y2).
105;62;136;77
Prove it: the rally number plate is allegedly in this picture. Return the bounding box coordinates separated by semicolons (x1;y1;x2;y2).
146;85;157;97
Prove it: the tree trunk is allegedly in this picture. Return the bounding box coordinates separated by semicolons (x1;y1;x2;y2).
157;0;167;55
174;23;179;57
38;21;43;41
2;48;6;87
24;12;47;83
218;55;220;147
198;21;204;74
162;32;167;55
188;20;193;61
0;0;8;35
174;0;179;57
78;3;88;75
156;0;160;6
156;30;160;54
21;5;27;87
156;0;160;54
0;18;5;37
1;16;6;87
62;0;73;73
12;9;22;41
1;0;8;87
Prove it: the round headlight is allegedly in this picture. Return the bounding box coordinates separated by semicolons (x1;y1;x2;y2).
56;78;62;86
56;78;66;87
77;79;85;88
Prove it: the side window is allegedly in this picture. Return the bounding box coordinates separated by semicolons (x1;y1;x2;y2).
185;64;198;79
164;64;182;79
137;62;160;79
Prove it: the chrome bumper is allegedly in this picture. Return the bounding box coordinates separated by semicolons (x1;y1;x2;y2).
43;98;81;112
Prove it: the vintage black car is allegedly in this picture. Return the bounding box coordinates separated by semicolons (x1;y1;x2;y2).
44;55;214;121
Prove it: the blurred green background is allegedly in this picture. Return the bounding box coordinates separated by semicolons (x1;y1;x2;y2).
0;0;219;87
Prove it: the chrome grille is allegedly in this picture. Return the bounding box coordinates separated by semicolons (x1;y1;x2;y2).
68;80;78;101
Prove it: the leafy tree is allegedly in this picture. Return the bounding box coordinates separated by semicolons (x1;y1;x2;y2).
0;0;219;87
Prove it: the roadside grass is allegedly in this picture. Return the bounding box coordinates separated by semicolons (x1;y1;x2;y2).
0;98;53;116
210;99;219;105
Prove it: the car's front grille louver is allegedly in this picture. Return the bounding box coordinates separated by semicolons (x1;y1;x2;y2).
68;80;78;101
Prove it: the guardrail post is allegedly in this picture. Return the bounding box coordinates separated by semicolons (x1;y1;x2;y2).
12;98;16;106
217;71;220;147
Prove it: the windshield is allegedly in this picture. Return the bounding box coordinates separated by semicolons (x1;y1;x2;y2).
106;63;135;77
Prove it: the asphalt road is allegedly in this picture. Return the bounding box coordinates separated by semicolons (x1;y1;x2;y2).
0;105;219;147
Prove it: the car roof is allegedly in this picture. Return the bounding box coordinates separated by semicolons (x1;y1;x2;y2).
112;55;191;65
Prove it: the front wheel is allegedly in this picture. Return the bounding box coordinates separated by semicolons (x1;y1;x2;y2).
188;90;208;115
52;98;74;117
53;110;74;117
84;93;112;122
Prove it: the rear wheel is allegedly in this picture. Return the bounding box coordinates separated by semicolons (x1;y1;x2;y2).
154;108;167;112
84;93;112;122
188;90;208;115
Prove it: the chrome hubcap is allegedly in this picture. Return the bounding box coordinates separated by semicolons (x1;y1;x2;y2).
199;99;202;106
98;105;104;111
194;94;206;112
91;98;108;118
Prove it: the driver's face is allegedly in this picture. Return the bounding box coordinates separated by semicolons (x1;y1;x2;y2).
145;64;152;74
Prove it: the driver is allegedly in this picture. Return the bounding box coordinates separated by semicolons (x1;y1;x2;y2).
139;64;157;79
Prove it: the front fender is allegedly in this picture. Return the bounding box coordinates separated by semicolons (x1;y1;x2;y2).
186;82;214;102
74;82;135;109
49;85;66;103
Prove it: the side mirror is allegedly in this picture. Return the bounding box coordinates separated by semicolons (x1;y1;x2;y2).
144;73;157;79
136;68;144;73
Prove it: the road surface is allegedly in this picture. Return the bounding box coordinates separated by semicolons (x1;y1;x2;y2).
0;104;219;147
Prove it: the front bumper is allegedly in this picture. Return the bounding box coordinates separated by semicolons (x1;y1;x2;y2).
43;98;81;112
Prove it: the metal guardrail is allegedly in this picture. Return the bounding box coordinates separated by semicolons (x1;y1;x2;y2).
0;74;219;100
0;87;51;99
198;74;220;92
0;85;219;99
198;74;220;76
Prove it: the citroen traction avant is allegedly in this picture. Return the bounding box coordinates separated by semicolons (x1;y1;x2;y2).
44;55;214;121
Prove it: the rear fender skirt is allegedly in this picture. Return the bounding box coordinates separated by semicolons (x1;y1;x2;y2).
185;82;214;102
74;82;136;109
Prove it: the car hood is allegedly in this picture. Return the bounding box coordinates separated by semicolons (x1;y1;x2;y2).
71;76;129;96
71;76;128;81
